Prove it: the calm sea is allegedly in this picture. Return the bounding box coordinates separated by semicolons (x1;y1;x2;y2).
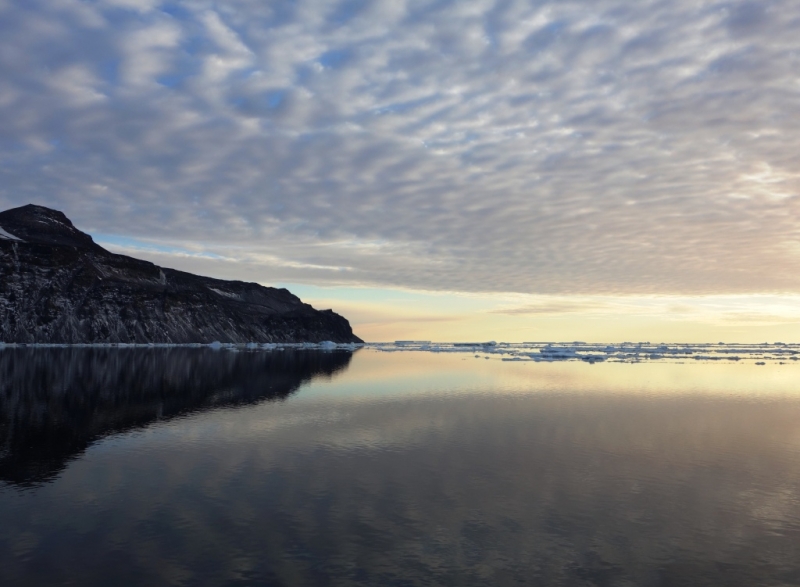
1;347;800;586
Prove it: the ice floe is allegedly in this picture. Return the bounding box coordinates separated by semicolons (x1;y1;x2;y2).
366;341;800;364
0;340;796;363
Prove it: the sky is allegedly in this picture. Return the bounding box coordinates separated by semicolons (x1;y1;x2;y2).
1;0;800;342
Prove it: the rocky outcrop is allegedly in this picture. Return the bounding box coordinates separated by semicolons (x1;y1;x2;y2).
0;204;362;344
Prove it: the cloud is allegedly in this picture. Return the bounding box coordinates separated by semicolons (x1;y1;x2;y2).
492;300;611;316
1;0;799;295
489;292;800;323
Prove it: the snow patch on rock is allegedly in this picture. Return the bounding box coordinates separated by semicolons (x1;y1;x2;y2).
0;226;22;241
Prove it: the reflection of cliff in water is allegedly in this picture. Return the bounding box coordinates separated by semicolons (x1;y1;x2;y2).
0;347;354;487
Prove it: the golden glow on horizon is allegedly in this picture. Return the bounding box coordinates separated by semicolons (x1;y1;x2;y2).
292;286;800;343
97;242;800;344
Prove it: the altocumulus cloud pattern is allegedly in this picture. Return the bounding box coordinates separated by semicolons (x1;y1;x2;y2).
0;0;798;295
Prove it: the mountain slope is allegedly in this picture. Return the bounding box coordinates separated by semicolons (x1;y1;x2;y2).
0;204;362;344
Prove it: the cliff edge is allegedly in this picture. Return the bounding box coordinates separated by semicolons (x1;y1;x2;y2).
0;204;362;344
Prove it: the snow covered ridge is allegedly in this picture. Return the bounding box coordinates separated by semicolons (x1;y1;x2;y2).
366;341;800;364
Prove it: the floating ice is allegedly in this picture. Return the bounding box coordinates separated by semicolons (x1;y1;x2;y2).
1;340;793;364
366;341;799;364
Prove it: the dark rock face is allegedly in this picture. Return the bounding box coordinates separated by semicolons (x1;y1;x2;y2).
0;204;362;344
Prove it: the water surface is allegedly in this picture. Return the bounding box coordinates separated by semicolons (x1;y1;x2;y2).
2;348;800;586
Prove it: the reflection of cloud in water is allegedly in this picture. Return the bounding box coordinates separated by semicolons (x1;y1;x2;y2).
2;353;800;585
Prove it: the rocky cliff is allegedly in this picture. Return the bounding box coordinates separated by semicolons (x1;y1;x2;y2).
0;204;362;344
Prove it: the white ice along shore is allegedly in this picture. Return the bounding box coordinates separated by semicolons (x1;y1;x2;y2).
366;341;800;364
0;341;363;351
0;341;798;363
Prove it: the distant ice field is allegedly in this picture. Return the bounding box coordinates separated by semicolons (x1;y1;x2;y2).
0;340;797;364
370;341;800;364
